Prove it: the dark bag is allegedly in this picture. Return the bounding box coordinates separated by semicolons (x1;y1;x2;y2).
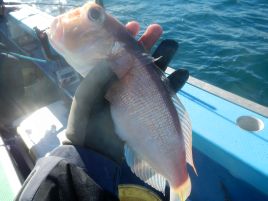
15;145;119;201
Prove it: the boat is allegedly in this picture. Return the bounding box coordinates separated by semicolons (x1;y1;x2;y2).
0;2;267;201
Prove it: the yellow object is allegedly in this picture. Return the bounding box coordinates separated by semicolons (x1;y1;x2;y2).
118;184;162;201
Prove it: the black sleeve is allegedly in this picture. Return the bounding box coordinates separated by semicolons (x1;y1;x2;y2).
15;145;119;201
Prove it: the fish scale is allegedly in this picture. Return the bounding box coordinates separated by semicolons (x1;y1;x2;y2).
108;58;183;167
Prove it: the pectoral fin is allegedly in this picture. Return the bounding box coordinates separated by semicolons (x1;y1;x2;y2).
124;145;166;193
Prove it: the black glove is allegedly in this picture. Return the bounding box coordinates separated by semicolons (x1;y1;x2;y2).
65;39;189;164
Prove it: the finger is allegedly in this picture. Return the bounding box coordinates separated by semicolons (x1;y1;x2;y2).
125;21;140;37
152;39;179;71
138;24;163;51
168;69;189;92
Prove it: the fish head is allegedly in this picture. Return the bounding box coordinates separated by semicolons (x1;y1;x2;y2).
48;2;119;73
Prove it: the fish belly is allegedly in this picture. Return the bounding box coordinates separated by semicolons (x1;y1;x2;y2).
106;61;185;184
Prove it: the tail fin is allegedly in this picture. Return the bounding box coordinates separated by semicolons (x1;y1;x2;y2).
170;176;191;201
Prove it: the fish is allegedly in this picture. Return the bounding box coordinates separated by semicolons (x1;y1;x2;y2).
48;2;196;201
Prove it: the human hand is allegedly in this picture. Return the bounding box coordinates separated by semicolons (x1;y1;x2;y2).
127;21;189;92
125;21;162;50
65;22;189;164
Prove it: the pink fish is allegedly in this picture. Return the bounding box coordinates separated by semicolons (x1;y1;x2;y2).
48;2;196;201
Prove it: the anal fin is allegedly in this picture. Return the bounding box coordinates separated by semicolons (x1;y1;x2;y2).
124;145;166;193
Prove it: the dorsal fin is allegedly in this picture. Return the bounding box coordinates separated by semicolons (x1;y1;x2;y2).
95;0;104;8
152;65;196;174
172;95;197;175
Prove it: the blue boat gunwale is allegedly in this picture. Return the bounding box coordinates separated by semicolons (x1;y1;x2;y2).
166;67;268;118
1;3;267;197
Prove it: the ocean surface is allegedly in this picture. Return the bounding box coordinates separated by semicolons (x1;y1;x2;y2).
25;0;268;107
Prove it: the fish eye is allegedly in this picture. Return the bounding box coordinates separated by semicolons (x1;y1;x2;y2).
88;7;101;21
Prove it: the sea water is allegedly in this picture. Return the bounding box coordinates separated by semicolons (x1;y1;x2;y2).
25;0;268;106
